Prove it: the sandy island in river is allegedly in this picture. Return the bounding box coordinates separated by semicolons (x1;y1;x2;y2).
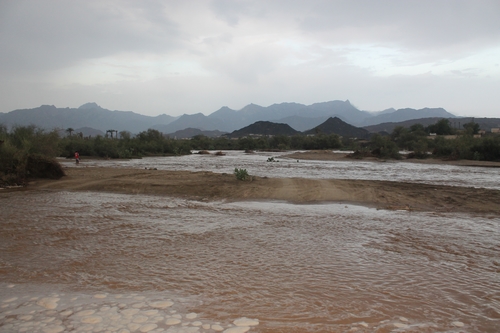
28;151;500;216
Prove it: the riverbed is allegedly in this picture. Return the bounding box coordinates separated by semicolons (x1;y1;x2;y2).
1;152;499;332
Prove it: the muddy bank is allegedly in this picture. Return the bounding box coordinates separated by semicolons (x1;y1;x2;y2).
30;167;500;215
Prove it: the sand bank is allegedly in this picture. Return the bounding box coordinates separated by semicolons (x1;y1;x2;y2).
30;166;500;215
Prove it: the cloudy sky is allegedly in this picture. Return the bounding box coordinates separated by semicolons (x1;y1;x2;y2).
1;0;499;117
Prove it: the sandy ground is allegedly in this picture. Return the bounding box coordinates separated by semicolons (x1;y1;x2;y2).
28;162;500;216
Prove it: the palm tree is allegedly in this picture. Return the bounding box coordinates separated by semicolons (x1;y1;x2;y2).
66;128;74;137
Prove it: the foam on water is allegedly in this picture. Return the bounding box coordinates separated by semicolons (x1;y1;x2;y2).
0;284;259;333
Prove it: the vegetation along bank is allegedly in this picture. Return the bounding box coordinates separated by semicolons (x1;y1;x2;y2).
1;118;499;186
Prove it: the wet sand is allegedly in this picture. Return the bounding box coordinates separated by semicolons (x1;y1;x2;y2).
31;166;500;215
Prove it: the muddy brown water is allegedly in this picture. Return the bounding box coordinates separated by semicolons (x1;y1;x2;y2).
1;189;499;332
57;150;500;190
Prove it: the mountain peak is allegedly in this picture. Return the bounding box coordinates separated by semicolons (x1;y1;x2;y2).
227;120;299;138
78;102;101;109
304;116;370;139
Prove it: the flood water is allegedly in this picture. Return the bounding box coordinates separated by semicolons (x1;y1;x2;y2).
59;150;500;190
1;152;499;332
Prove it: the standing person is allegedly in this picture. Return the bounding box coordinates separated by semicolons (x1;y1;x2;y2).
74;151;80;164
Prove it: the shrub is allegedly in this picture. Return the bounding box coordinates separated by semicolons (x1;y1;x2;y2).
234;168;250;181
0;126;65;186
369;134;401;159
471;136;500;161
26;154;65;179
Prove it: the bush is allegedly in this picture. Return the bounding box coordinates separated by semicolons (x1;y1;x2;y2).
471;136;500;161
26;154;65;179
234;168;250;181
0;126;65;186
369;134;401;159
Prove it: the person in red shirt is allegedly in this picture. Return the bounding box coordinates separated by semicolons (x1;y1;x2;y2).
74;151;80;164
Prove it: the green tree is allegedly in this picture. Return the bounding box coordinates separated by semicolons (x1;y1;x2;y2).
463;121;480;135
391;126;409;148
470;136;500;161
119;131;131;140
409;123;426;134
426;119;455;135
290;135;305;149
369;134;401;159
238;137;258;150
191;135;212;150
270;135;291;150
0;124;8;138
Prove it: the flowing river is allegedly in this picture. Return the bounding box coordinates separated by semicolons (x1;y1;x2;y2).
1;151;499;332
57;150;500;190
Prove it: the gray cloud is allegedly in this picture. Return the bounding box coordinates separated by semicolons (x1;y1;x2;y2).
0;1;181;75
0;0;499;117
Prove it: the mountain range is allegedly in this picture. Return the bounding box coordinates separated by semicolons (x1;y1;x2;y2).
0;103;178;134
0;100;458;136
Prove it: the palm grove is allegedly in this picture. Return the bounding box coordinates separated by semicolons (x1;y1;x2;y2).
1;119;499;185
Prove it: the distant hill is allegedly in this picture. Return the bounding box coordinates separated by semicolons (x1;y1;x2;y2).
226;121;300;138
370;108;397;115
363;117;500;133
307;100;372;125
0;103;177;133
363;118;446;133
455;117;500;132
166;128;227;139
151;113;223;133
225;117;370;139
360;107;456;126
303;117;371;139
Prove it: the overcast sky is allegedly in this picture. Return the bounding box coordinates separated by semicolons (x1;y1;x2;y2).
1;0;499;117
